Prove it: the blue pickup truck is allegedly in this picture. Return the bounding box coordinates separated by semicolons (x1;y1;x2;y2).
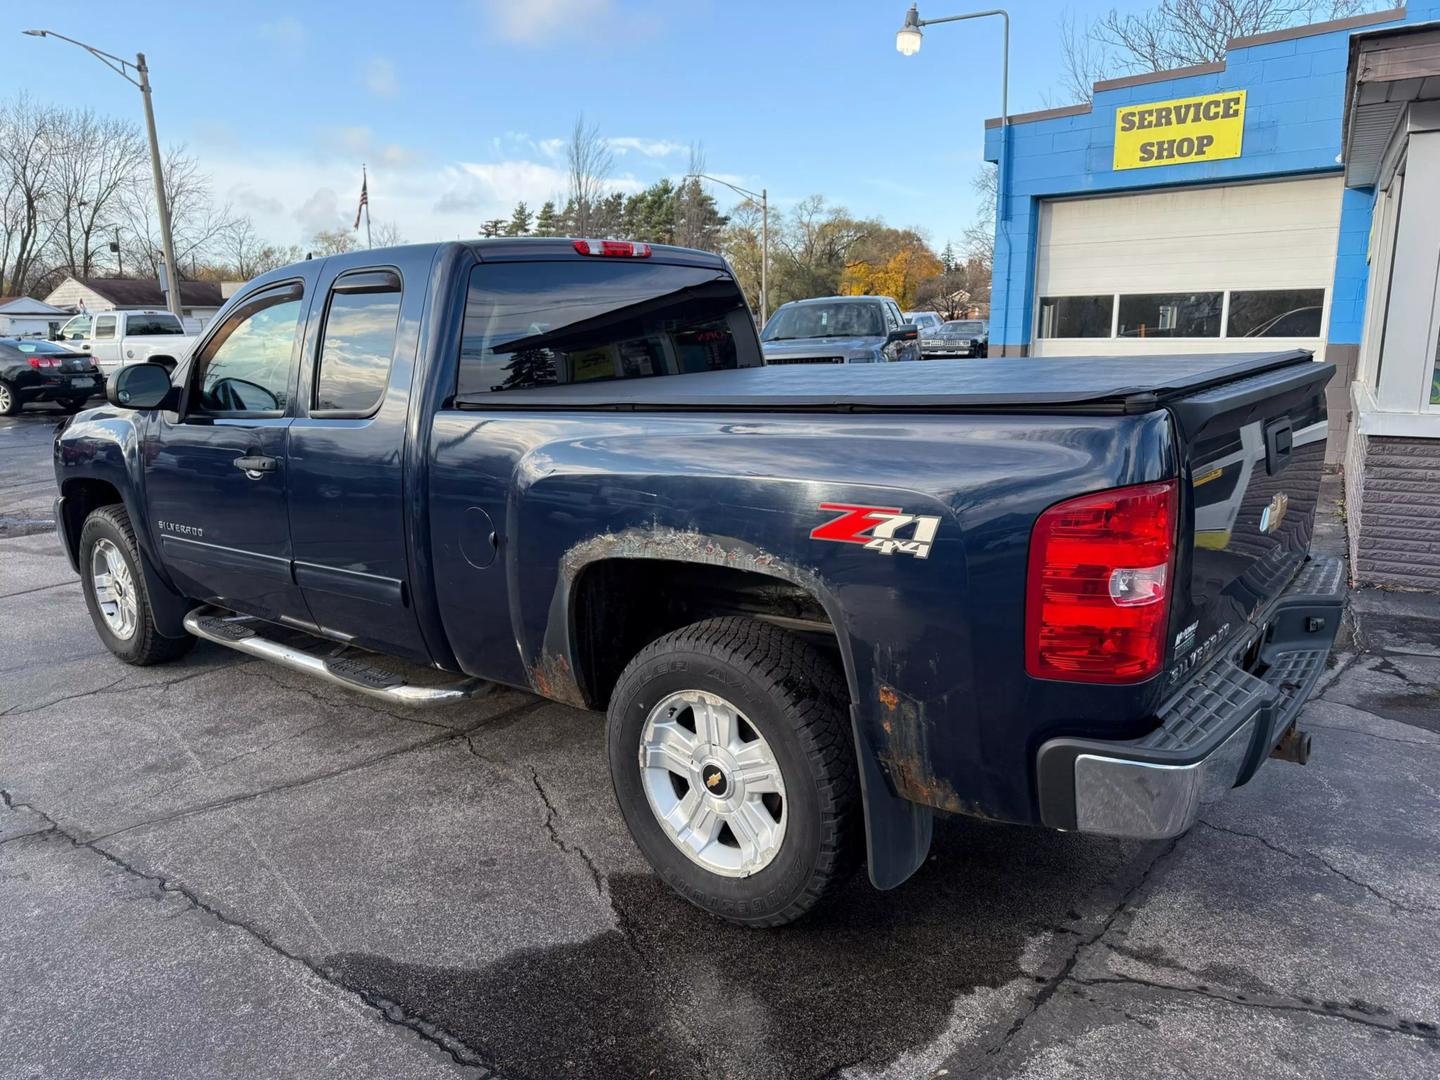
53;238;1344;926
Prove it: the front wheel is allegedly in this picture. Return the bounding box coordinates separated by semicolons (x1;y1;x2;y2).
79;505;195;666
607;617;860;926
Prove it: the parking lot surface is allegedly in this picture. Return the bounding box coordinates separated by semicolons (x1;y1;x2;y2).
3;407;1439;1079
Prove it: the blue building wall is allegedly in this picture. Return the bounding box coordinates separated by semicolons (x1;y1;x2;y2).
983;4;1439;352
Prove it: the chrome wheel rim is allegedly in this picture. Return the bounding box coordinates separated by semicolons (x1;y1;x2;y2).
639;690;787;878
0;384;11;411
91;538;138;640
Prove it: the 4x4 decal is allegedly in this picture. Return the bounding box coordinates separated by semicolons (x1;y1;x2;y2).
810;503;941;559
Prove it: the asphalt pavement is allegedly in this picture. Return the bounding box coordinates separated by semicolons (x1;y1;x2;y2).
3;406;1438;1079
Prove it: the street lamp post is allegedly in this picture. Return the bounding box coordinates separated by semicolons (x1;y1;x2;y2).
896;6;1010;342
23;30;184;320
685;173;769;324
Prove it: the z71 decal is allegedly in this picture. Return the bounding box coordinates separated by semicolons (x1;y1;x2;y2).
810;503;941;559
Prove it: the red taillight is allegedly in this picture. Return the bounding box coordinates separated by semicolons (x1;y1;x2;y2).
27;355;61;369
572;239;651;258
1025;480;1178;684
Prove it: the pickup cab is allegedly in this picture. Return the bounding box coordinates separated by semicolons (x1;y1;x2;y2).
53;239;1345;926
55;309;197;375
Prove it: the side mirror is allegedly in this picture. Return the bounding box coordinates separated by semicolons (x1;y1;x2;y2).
888;323;919;344
107;362;174;410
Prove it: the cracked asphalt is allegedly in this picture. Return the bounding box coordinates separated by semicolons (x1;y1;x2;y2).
3;408;1439;1079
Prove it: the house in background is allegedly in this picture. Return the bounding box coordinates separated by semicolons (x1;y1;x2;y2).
43;276;226;328
0;296;70;338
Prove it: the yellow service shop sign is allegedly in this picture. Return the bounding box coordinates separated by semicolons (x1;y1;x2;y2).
1114;90;1246;170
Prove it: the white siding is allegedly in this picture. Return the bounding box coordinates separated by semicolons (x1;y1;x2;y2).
42;278;115;312
1033;176;1344;358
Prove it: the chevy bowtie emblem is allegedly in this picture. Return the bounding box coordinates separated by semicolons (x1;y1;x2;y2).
706;772;723;789
1260;492;1289;535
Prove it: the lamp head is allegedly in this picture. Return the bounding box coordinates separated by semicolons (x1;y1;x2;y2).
22;29;47;37
896;6;922;56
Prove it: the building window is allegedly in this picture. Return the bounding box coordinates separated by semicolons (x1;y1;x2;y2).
1228;289;1325;338
1117;293;1222;338
1037;295;1113;338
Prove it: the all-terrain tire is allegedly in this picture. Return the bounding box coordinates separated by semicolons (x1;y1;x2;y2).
607;616;860;927
79;504;196;666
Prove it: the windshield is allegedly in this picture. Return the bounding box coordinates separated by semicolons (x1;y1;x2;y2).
127;313;185;335
944;321;984;334
762;302;884;341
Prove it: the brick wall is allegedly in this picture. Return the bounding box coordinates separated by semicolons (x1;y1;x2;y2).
1348;435;1440;590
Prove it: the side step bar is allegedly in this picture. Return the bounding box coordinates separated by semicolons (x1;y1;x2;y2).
183;607;491;707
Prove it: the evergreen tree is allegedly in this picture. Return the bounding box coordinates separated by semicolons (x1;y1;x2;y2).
505;201;533;237
533;200;561;237
941;241;957;273
673;177;726;252
481;218;506;238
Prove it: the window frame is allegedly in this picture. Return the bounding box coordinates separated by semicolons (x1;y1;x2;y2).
183;279;305;421
309;266;404;420
1035;289;1331;342
1036;294;1115;339
92;314;117;341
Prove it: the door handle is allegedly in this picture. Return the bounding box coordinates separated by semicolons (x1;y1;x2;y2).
233;454;278;479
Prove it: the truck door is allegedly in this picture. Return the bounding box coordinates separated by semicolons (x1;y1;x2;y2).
90;313;121;372
285;261;428;661
143;280;312;624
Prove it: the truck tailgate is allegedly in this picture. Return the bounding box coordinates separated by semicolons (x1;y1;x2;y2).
1166;357;1334;684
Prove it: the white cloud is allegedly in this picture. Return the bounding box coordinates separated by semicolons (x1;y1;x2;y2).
257;16;305;55
607;137;686;158
293;188;346;237
474;0;611;44
365;57;399;97
327;126;420;169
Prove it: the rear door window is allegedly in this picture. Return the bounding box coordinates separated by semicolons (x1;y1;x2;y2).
93;315;117;341
312;269;402;416
457;261;760;396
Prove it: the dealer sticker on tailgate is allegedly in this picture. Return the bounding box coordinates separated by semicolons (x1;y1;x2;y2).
810;503;941;559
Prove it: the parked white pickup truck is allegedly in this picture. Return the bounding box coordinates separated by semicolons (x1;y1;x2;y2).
54;310;197;374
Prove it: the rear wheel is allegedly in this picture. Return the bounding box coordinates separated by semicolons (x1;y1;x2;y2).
0;381;19;416
607;617;860;926
79;505;195;666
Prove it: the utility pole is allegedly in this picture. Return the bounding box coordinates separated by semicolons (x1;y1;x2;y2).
22;31;184;319
136;53;184;319
686;173;769;323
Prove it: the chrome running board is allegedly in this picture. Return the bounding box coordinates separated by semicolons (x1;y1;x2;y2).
183;606;491;707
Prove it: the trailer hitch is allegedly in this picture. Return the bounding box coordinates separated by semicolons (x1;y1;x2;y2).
1270;724;1312;765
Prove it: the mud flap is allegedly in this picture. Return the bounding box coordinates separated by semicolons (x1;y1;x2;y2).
851;705;933;889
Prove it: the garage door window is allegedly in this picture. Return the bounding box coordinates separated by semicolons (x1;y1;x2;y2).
1037;296;1113;338
1117;293;1222;338
1227;289;1325;338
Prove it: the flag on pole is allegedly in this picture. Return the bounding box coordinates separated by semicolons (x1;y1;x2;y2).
354;170;368;230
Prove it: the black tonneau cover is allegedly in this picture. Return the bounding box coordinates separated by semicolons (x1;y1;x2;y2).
455;351;1315;414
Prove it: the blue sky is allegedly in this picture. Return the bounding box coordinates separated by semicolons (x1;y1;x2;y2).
5;0;1126;250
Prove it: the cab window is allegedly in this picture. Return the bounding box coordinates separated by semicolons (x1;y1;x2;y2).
190;285;303;416
456;261;759;396
93;315;117;340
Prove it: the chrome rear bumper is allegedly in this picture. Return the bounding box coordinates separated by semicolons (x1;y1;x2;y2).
1036;555;1346;840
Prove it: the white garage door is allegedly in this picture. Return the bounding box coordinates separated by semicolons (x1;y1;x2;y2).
1032;175;1344;358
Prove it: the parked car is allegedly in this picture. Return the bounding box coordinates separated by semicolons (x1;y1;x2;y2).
54;238;1344;927
903;311;945;337
54;309;197;375
761;296;920;364
0;338;104;416
922;319;989;358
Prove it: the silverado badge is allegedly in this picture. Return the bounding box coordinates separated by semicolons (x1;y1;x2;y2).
810;503;941;559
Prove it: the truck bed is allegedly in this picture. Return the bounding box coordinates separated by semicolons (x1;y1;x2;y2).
455;350;1315;414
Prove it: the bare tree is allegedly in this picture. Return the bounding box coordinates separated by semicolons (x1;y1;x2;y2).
1057;1;1378;103
0;97;61;295
372;220;405;248
309;228;358;256
566;113;613;236
961;165;996;272
51;109;146;277
120;144;238;279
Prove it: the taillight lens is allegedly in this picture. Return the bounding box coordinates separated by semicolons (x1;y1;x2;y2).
572;239;651;258
1025;480;1178;683
27;355;61;369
